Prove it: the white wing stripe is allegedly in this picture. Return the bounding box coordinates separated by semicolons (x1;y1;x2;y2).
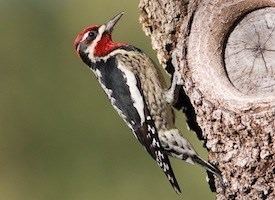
117;62;145;124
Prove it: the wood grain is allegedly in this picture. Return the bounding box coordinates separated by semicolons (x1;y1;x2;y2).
225;8;275;95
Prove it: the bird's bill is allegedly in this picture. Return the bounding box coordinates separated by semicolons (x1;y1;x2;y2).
104;12;124;33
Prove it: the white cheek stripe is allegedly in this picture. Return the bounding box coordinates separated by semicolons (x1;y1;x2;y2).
117;62;145;124
81;32;89;43
86;25;106;60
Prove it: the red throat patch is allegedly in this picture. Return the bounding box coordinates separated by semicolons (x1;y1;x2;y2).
94;34;125;57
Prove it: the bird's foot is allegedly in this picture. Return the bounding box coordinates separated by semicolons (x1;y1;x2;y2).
164;71;183;104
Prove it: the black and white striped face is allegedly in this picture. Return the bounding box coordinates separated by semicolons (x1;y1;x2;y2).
74;25;102;55
74;12;124;62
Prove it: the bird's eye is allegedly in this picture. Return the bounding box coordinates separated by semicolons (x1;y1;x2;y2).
88;30;97;40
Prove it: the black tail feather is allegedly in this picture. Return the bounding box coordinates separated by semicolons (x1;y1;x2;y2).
192;155;222;177
192;155;225;189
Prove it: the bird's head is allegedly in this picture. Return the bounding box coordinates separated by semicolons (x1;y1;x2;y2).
74;12;125;61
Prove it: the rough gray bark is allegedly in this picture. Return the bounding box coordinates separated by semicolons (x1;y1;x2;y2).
139;0;275;199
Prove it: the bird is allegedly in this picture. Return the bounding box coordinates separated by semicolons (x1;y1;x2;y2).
73;12;222;194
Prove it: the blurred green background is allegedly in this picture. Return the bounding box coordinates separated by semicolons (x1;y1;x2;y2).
0;0;214;199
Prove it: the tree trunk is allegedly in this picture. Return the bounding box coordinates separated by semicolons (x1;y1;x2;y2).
138;0;275;199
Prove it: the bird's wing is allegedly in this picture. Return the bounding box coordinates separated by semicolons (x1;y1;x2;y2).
97;57;181;193
134;92;182;194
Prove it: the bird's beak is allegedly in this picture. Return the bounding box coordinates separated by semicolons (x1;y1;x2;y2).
104;12;124;33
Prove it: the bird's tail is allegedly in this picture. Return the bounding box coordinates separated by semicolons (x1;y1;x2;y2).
191;155;222;178
191;154;225;189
